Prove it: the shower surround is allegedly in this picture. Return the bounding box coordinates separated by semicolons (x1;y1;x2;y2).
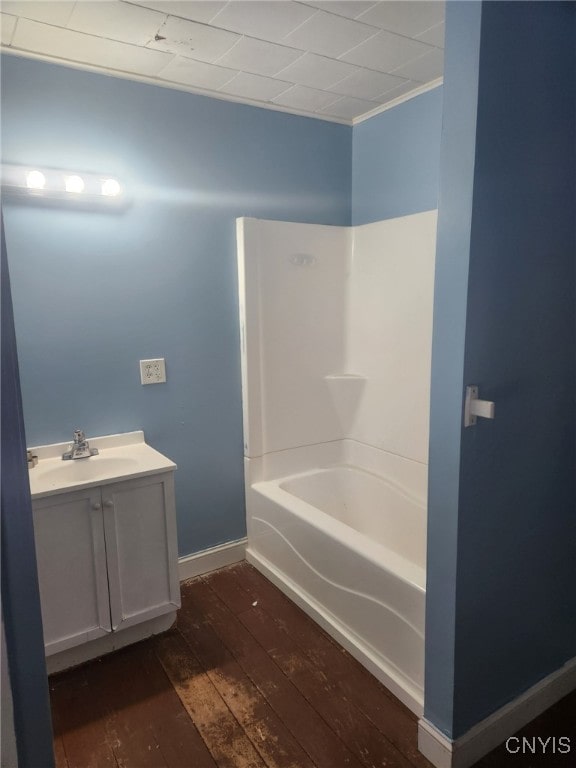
237;211;436;714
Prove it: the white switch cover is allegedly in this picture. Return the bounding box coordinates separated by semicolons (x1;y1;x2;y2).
140;358;166;385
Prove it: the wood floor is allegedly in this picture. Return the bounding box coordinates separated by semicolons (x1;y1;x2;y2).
50;562;576;768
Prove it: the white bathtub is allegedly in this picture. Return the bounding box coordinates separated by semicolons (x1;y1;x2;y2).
245;441;427;715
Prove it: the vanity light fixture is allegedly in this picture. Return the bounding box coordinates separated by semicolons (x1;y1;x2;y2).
64;174;85;194
26;170;46;190
101;178;121;197
1;164;127;208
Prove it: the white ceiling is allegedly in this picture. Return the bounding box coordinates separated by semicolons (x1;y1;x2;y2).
0;1;445;124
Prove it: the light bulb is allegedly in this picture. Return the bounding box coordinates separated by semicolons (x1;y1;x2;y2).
65;175;85;193
101;178;121;197
26;170;46;190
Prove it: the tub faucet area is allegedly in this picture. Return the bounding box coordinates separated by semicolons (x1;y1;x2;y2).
62;429;99;460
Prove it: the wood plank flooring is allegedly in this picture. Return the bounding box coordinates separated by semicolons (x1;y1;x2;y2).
50;562;576;768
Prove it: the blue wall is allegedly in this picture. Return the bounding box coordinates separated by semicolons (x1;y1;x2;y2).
351;86;442;225
1;54;351;557
426;0;576;739
3;2;575;752
1;214;54;768
424;0;482;737
455;0;576;736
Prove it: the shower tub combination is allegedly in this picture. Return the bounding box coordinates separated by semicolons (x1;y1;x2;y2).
237;212;436;715
245;440;427;713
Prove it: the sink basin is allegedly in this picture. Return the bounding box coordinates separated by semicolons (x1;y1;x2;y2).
35;456;140;486
28;432;177;499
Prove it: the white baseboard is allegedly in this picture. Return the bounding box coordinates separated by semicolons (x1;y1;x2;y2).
178;538;247;582
418;656;576;768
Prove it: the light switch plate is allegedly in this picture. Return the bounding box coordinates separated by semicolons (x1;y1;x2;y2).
140;358;166;385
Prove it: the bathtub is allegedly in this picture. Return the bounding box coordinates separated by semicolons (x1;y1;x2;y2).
245;440;427;715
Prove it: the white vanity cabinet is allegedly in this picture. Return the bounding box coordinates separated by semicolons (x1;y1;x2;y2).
32;485;111;655
32;459;180;663
101;472;180;633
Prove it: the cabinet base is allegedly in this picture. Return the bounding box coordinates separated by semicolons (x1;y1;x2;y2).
46;612;177;675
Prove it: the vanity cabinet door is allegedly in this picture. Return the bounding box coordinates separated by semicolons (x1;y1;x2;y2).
102;472;180;631
32;488;112;655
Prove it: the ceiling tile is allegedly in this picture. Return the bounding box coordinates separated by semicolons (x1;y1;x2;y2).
148;15;240;61
272;84;341;112
275;52;358;90
372;79;420;103
209;1;316;43
340;29;432;72
218;71;291;101
356;1;445;37
391;48;444;82
282;10;378;58
157;55;237;88
416;21;445;48
11;19;174;76
329;67;406;100
320;95;377;119
1;14;17;46
299;2;378;20
1;1;75;26
3;0;444;123
121;1;226;24
215;37;303;77
67;2;166;47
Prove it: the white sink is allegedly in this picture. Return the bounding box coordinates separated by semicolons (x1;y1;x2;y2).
34;456;140;486
28;432;177;499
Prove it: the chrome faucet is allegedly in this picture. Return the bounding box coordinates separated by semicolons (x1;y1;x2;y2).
62;429;99;460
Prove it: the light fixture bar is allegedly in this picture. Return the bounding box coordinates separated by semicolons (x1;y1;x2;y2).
1;164;127;208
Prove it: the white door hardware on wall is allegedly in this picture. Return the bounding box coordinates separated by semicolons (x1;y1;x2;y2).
464;385;496;427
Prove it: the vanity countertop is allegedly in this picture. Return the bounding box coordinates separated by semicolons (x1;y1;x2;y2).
28;431;176;499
